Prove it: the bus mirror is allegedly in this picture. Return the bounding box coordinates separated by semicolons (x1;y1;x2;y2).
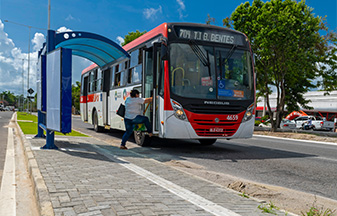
161;44;168;60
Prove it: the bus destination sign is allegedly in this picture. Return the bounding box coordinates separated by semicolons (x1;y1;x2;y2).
174;26;245;46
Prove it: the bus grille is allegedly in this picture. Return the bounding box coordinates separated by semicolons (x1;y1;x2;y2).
183;109;244;138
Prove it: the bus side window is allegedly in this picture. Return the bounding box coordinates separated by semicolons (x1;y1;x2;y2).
132;64;142;84
127;68;132;84
115;72;121;86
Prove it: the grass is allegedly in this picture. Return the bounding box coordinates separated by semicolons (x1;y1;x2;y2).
17;112;88;137
258;202;279;215
239;191;249;198
302;197;336;216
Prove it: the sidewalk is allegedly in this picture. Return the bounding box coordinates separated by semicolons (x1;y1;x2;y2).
17;123;291;215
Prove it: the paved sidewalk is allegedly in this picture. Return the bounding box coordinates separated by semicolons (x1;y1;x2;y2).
18;129;290;215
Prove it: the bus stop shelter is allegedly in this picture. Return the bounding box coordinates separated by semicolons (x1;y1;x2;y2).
37;30;129;149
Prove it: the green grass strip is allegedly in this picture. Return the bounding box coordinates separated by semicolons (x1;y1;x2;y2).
17;112;88;137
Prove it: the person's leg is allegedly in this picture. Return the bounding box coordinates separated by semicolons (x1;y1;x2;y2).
133;115;152;133
121;118;134;147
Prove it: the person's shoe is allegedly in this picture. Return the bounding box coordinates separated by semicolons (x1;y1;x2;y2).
148;133;153;137
120;146;128;150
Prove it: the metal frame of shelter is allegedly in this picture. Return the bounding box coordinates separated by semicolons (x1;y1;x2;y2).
37;30;129;149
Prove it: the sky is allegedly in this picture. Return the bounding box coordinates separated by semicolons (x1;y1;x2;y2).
0;0;336;96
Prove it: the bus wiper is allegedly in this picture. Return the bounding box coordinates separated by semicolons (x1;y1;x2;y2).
188;40;212;78
222;44;237;65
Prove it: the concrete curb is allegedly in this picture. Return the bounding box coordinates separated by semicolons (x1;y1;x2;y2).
15;114;54;216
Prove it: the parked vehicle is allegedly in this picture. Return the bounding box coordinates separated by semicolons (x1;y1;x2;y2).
280;119;296;129
258;119;271;127
293;116;334;131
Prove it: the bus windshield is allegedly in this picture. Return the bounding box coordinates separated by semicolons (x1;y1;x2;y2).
170;42;254;100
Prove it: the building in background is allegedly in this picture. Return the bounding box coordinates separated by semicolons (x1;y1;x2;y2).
256;91;337;121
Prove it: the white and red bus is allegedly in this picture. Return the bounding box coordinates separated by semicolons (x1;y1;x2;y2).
80;23;255;146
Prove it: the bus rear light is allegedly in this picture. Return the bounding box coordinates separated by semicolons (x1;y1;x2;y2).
161;121;164;125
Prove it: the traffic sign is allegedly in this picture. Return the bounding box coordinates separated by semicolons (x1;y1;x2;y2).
27;88;34;95
27;96;34;99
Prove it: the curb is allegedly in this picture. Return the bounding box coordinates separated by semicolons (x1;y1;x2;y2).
15;114;54;216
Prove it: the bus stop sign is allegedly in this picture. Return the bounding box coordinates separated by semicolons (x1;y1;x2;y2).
28;88;34;95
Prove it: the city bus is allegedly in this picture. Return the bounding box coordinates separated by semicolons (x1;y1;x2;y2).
80;22;255;146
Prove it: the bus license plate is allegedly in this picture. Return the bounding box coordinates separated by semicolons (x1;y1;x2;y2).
210;128;223;132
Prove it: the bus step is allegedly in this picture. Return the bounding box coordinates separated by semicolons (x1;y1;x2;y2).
104;125;111;130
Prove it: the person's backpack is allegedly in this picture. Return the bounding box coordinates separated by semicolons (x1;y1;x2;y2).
116;104;125;117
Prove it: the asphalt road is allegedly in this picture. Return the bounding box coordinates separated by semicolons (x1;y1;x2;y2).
0;112;14;186
72;116;337;201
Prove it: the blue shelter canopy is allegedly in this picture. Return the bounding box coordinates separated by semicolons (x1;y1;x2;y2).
54;31;129;69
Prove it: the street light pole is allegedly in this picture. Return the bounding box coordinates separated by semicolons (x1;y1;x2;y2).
22;59;25;111
27;26;31;113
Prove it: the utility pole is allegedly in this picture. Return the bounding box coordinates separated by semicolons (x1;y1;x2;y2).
22;59;25;111
48;0;51;30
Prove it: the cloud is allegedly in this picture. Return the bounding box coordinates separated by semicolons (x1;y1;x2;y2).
116;36;125;46
143;6;162;20
32;33;45;52
57;26;73;33
176;0;186;19
65;14;81;22
0;21;91;95
65;14;75;21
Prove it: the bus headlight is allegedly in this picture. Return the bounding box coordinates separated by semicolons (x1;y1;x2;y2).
171;100;187;121
242;103;254;122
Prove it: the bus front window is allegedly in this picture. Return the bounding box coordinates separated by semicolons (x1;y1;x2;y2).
170;43;216;99
170;43;254;100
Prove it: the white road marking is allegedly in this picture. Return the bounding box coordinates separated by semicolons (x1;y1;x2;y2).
91;145;241;216
254;134;337;147
0;128;16;216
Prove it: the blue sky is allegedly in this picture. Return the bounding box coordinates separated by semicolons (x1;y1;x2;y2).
0;0;336;95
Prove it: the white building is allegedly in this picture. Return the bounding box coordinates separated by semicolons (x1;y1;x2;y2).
256;91;337;120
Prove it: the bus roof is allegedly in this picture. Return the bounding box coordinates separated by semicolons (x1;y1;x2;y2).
122;23;168;51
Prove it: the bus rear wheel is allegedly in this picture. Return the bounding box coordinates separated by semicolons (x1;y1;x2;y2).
198;139;217;145
93;111;103;132
134;131;151;146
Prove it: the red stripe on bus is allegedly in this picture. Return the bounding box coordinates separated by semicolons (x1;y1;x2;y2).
80;96;87;103
164;60;173;111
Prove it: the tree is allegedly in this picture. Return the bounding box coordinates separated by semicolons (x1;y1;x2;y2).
0;91;17;106
225;0;337;131
121;30;147;46
72;81;81;113
205;14;216;25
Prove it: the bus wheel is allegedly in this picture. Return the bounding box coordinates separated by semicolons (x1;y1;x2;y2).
198;139;217;145
134;131;151;146
93;111;103;132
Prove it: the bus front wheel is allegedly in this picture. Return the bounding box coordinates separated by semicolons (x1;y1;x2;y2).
198;139;217;145
134;131;151;146
93;111;103;132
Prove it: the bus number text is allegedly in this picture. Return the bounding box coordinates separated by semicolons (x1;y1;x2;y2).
227;115;238;121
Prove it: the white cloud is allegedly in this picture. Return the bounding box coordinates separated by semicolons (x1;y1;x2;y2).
143;6;162;20
32;33;45;52
116;36;125;46
65;14;81;22
0;21;90;95
65;14;75;21
176;0;186;19
57;26;73;33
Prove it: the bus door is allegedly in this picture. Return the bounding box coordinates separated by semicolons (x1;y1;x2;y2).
102;68;111;125
82;76;89;121
143;43;163;134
